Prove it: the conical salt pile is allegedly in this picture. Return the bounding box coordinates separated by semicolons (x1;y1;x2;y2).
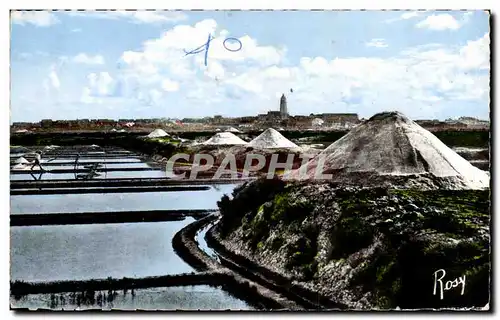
226;127;241;133
202;132;248;146
248;128;300;149
147;129;169;138
15;157;30;164
12;163;30;170
291;111;489;190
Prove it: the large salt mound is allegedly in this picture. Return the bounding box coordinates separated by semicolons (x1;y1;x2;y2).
147;129;169;138
290;111;489;190
248;128;300;149
15;157;30;164
226;127;241;133
11;163;38;170
202;132;248;146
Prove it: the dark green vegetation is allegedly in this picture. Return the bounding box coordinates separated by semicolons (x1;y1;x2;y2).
432;130;490;148
147;137;181;145
217;178;286;238
279;130;489;148
11;128;490;149
218;179;490;309
11;132;142;147
10;132;188;160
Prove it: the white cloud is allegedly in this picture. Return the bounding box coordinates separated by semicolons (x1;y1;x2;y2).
204;61;225;79
49;70;60;89
366;38;388;48
458;33;490;70
71;28;82;33
42;65;61;100
17;51;50;61
416;14;462;30
112;19;286;106
264;66;292;79
81;87;101;104
161;79;180;92
11;11;59;27
73;53;105;65
19;53;32;59
122;19;284;68
66;10;187;24
401;12;421;20
385;11;424;23
149;89;163;102
87;72;115;96
80;17;489;119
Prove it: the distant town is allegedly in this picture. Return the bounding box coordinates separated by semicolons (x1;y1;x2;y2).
11;94;490;133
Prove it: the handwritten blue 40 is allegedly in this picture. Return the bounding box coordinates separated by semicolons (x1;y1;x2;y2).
184;33;243;66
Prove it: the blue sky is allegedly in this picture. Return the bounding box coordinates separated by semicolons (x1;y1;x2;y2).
10;10;490;122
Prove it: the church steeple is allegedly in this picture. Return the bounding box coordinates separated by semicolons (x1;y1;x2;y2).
280;93;288;119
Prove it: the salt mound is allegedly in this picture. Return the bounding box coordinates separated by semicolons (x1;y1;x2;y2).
226;127;241;133
248;128;300;149
12;163;31;170
147;129;169;138
15;157;30;164
291;111;489;190
202;132;248;146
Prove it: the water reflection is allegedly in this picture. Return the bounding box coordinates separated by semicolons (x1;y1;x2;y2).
11;285;254;310
10;147;250;310
47;158;142;164
11;185;239;214
11;220;196;282
196;222;220;263
10;170;177;181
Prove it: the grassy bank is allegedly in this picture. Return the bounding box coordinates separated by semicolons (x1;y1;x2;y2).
217;179;490;309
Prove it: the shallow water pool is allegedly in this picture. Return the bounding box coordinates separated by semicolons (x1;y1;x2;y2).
10;184;238;214
10;219;196;282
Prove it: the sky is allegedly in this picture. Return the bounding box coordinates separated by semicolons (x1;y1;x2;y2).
10;10;490;122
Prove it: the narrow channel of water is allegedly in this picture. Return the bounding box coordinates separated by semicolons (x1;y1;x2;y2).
34;163;153;170
46;158;143;163
195;220;221;263
10;285;255;310
11;220;195;282
10;170;176;181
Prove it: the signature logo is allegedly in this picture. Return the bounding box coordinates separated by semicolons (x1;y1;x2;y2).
433;269;466;300
184;33;242;66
